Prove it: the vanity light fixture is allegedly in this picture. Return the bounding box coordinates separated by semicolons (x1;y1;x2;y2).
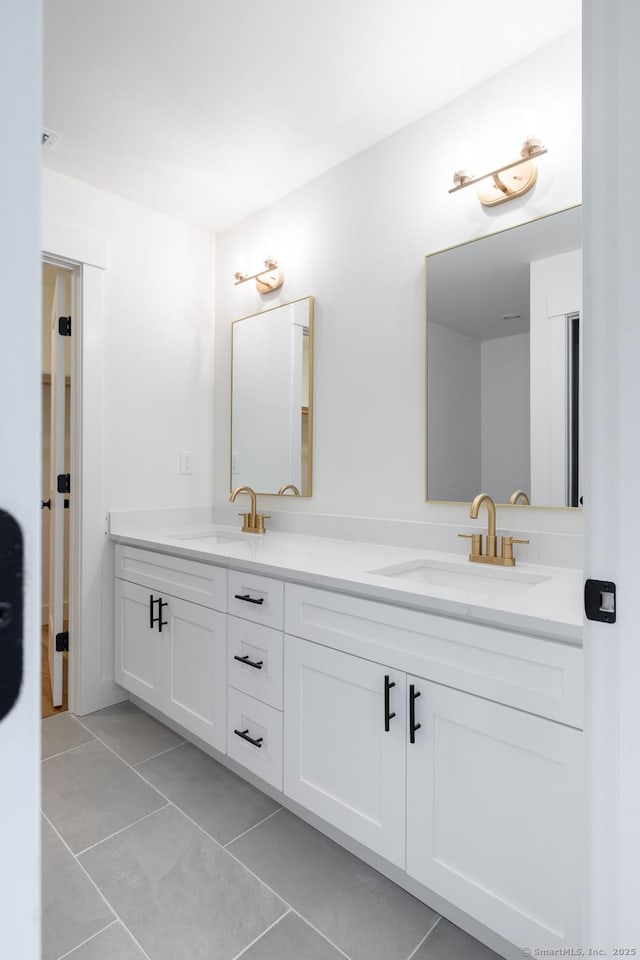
449;136;547;207
233;257;284;293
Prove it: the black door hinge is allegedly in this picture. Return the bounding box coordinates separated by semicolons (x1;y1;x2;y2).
55;631;69;652
585;579;616;623
58;316;71;336
57;474;70;494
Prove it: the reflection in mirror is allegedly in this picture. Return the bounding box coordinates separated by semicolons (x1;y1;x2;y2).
231;296;313;496
426;206;582;508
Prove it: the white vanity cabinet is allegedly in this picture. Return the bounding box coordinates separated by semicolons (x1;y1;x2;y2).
284;584;584;951
112;540;585;956
114;545;228;751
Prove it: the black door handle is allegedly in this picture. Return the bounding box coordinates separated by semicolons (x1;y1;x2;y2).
384;674;396;732
234;728;264;748
0;510;23;722
157;598;168;632
234;654;264;670
149;595;169;631
234;593;265;605
41;499;51;510
409;684;422;743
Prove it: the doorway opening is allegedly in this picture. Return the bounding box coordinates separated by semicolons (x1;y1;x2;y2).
41;260;76;717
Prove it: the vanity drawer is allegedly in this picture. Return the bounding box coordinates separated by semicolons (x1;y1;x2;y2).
227;688;283;790
284;584;583;727
115;544;227;611
228;617;283;710
227;569;284;630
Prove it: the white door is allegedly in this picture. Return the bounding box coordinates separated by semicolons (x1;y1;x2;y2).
47;271;68;706
406;677;583;949
283;634;406;867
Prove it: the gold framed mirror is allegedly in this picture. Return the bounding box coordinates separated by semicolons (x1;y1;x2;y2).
231;296;314;496
426;206;582;508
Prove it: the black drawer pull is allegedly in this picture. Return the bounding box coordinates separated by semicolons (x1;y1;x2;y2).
409;684;422;744
149;594;156;629
384;674;396;732
234;728;264;748
234;654;264;670
234;593;265;605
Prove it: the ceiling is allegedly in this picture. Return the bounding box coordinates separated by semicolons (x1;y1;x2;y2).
43;0;581;233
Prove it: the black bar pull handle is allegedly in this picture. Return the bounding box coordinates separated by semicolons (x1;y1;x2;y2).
234;728;264;748
149;594;156;629
384;674;396;732
158;598;168;632
234;593;265;605
409;684;422;744
234;654;264;670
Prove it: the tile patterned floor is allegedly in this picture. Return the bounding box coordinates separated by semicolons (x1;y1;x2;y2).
41;704;503;960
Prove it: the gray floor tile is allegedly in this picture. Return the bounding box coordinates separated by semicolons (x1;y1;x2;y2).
137;742;280;844
413;918;502;960
42;817;114;960
42;713;95;759
80;700;185;765
42;739;166;852
228;809;438;960
240;912;345;960
79;804;288;960
63;921;147;960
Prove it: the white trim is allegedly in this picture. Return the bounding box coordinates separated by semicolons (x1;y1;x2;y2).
43;227;124;716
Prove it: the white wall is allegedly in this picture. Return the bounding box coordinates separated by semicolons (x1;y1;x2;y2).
427;321;481;501
481;333;530;502
42;169;215;511
214;30;582;535
0;0;41;955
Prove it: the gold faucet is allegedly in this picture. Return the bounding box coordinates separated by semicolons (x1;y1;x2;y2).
230;485;270;534
277;484;301;496
509;489;530;505
459;492;529;566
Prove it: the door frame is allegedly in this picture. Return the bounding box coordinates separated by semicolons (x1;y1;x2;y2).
43;261;75;706
42;220;123;715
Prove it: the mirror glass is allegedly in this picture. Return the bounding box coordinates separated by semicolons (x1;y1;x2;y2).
426;206;582;508
231;296;313;496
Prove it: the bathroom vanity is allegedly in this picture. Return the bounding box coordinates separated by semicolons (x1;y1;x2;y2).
111;523;583;960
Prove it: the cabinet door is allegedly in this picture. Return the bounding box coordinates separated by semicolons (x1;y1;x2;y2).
114;579;162;707
406;678;583;949
284;634;406;867
161;596;227;752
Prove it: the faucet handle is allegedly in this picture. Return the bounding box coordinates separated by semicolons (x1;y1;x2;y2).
501;536;529;563
458;532;483;559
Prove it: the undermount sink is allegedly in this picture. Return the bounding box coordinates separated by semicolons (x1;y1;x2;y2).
368;557;550;597
171;528;246;545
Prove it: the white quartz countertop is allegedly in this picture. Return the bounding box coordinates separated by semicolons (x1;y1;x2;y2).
110;523;584;644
